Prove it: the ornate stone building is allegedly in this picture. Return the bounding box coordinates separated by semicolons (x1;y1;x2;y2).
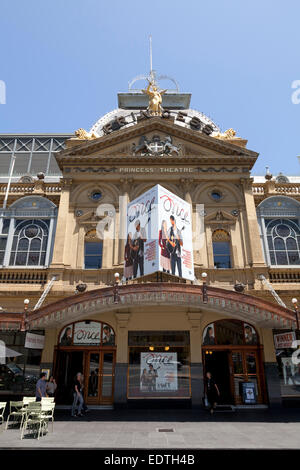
0;78;299;409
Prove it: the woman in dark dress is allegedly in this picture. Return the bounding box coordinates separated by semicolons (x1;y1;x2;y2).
205;371;220;415
60;327;72;346
159;220;171;273
203;326;215;346
124;232;134;280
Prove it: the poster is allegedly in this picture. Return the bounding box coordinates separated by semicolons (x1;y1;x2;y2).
202;324;216;345
274;332;296;349
125;184;194;281
241;382;257;404
59;324;73;346
25;332;45;349
140;352;178;392
281;357;300;386
102;324;115;346
244;323;258;345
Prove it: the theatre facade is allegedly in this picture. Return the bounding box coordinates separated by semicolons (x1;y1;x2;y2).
0;77;299;408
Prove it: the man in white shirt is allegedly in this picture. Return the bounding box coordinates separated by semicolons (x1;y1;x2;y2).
167;215;183;277
131;219;147;278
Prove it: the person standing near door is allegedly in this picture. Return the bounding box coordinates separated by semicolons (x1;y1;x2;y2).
71;372;84;417
80;374;89;413
46;376;57;398
36;372;48;401
205;371;220;415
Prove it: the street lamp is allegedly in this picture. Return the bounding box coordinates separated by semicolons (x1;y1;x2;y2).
113;273;120;304
201;272;208;304
292;298;299;331
21;299;30;332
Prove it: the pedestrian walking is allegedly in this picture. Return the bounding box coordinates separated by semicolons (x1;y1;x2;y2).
71;372;84;417
80;374;89;413
205;371;220;415
35;372;48;401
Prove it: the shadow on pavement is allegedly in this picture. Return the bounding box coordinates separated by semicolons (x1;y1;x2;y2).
53;407;300;423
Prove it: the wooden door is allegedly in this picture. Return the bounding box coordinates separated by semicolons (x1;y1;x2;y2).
229;350;263;404
85;350;115;405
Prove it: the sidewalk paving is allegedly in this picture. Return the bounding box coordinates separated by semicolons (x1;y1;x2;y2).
0;408;300;449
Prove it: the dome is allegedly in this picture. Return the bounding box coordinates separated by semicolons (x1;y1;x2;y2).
90;106;220;138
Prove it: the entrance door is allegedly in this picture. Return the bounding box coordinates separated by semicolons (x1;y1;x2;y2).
55;351;84;404
86;350;115;405
229;350;263;404
204;351;233;404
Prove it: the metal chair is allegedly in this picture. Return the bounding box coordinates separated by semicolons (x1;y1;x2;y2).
40;402;55;432
0;402;7;425
23;397;36;405
41;397;55;403
5;401;26;430
20;402;46;440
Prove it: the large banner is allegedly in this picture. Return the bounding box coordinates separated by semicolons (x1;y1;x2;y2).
140;352;178;392
124;184;194;281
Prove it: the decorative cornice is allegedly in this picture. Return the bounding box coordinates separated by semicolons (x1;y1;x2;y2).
57;118;259;164
24;282;296;330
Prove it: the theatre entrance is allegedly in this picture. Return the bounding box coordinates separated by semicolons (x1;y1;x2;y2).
53;320;116;406
54;349;115;405
202;320;267;405
204;351;232;404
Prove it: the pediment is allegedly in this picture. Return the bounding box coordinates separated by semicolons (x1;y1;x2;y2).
56;117;258;169
205;210;237;224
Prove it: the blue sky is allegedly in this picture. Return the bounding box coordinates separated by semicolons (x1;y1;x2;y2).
1;0;300;175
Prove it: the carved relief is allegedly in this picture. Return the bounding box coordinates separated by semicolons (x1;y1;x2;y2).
132;135;181;156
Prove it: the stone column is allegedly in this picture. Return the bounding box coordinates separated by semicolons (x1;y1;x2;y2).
206;227;214;268
187;311;204;408
241;178;265;267
51;178;72;268
118;179;132;265
180;178;202;266
76;225;85;268
114;312;131;408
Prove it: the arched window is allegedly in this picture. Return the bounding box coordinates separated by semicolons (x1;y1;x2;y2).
10;219;49;266
202;320;259;346
84;229;103;269
212;229;231;269
266;219;300;265
257;196;300;266
0;196;57;267
58;321;115;346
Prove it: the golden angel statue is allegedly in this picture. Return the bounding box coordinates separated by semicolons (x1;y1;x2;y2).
142;80;167;116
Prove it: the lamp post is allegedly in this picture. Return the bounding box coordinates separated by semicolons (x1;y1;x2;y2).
113;273;120;304
21;299;30;332
292;298;299;332
201;272;208;304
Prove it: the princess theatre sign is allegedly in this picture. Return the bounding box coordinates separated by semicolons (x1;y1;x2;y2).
101;109;216;137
